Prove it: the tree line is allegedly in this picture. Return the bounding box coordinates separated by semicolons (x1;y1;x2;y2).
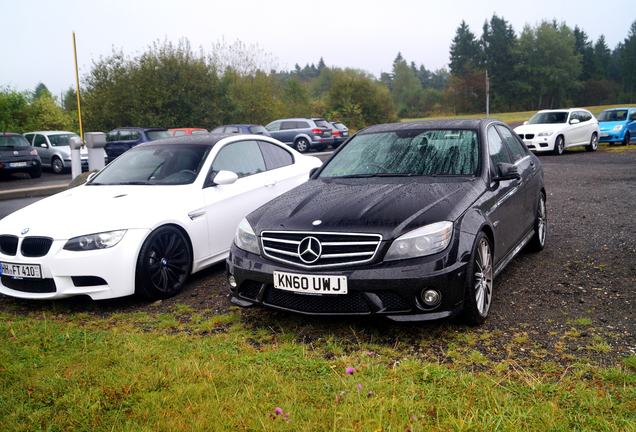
1;17;635;133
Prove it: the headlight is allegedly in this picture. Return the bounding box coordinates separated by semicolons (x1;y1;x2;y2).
234;218;260;255
64;230;126;251
384;221;453;261
612;125;624;131
537;131;553;137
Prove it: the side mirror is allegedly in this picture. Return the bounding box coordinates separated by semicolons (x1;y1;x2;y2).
212;170;238;185
569;118;580;125
523;121;528;126
493;163;520;182
309;167;319;178
86;172;98;183
39;143;48;148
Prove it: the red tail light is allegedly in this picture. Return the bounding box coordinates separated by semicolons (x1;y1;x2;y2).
311;128;323;135
333;130;341;137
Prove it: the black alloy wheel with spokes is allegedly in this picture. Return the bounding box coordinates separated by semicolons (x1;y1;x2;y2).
135;225;192;300
462;232;494;325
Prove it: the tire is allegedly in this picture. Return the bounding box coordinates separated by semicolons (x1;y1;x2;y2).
624;132;631;146
461;232;494;326
294;137;310;153
585;133;598;152
51;156;65;174
29;166;42;178
552;135;565;155
135;225;192;300
527;193;547;252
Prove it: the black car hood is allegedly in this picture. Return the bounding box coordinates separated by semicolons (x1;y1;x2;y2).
249;177;483;240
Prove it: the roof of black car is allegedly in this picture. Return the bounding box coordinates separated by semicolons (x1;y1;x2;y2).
360;119;492;134
137;133;232;148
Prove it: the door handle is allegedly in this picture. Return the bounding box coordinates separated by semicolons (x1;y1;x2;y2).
264;182;276;188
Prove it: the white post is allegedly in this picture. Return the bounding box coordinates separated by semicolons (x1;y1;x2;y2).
68;136;83;180
85;132;106;171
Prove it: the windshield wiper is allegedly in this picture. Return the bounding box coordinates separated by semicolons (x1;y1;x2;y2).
106;181;152;185
329;173;419;179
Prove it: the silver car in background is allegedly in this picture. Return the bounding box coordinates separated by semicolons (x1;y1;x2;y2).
23;131;89;174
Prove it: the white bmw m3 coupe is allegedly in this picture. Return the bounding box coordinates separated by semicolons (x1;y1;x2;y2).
0;134;321;300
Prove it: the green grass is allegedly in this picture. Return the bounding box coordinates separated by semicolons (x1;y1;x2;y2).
402;104;633;124
1;311;635;431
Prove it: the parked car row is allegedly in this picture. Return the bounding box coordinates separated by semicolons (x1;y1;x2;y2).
0;118;545;326
514;106;636;155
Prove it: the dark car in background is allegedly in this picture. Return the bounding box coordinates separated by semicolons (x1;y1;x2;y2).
265;118;333;152
210;124;271;137
329;121;349;148
0;133;42;178
104;127;171;163
228;119;546;325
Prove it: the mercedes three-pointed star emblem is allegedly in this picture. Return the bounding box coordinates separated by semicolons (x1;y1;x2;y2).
298;236;322;264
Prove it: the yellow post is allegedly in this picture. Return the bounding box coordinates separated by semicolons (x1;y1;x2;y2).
72;31;84;141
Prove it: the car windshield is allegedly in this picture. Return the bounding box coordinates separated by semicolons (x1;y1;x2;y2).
319;129;479;178
191;130;208;135
146;130;171;141
597;110;628;122
88;144;210;186
48;133;79;146
528;112;569;124
0;135;30;148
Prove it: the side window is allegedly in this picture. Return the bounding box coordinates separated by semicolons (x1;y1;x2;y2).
106;131;119;142
211;140;266;178
129;131;141;141
495;125;527;162
118;130;132;141
581;112;592;122
258;141;294;170
33;134;47;147
23;134;34;144
280;121;296;130
211;127;224;133
174;130;186;137
487;127;512;167
630;111;636;121
224;126;240;134
296;121;310;129
266;122;281;132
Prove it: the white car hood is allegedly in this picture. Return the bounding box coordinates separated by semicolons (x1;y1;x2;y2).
514;124;564;135
0;185;197;240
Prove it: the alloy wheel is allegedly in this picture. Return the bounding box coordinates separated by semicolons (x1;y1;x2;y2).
52;157;64;174
590;134;598;150
538;196;547;246
474;238;493;316
144;229;190;294
295;138;309;153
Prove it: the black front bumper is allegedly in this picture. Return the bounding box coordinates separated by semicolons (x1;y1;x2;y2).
0;158;41;174
226;246;468;322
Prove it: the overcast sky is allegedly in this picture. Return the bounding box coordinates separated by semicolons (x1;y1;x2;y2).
3;0;634;97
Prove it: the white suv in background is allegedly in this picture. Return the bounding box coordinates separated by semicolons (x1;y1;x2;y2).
23;131;89;174
514;109;600;155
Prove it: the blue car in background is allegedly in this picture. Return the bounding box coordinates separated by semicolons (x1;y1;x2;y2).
597;108;636;146
104;127;171;163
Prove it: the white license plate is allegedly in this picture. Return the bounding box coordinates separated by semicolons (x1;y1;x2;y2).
273;271;347;295
9;162;28;168
601;133;609;137
0;262;42;279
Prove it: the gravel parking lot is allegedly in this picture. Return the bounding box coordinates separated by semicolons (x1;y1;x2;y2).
2;148;634;365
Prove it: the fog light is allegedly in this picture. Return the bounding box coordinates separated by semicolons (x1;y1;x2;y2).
421;289;441;307
228;275;237;288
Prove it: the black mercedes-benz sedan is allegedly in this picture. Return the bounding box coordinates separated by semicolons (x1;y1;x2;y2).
226;119;546;325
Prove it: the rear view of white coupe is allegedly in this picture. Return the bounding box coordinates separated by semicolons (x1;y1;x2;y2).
0;134;321;300
514;108;600;155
